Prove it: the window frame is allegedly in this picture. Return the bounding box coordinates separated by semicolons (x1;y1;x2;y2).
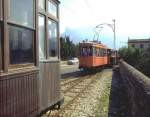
0;22;2;71
0;0;2;21
48;0;58;18
0;0;2;71
38;14;46;60
0;0;38;69
8;0;35;29
48;18;58;59
39;0;46;12
8;25;35;66
38;0;59;61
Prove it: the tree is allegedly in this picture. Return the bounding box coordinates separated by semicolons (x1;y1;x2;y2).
60;36;79;60
118;46;150;77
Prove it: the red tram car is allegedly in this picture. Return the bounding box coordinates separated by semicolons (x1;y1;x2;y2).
79;41;115;70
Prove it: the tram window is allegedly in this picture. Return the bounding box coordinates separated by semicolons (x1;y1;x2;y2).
96;48;99;56
48;19;58;58
38;15;45;59
80;47;92;56
82;48;87;56
9;0;34;28
9;26;34;64
103;49;106;56
89;47;92;56
92;47;95;56
99;48;102;57
48;0;57;17
39;0;45;11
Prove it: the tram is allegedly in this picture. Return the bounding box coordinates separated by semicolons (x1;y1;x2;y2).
79;41;115;70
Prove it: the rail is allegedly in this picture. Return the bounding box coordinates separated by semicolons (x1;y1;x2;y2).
119;60;150;117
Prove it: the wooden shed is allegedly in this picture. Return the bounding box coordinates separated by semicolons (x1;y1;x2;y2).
0;0;63;116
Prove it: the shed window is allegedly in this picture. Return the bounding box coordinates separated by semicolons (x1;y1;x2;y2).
9;26;33;64
9;0;34;28
39;0;45;11
48;0;57;17
48;19;58;57
38;15;45;59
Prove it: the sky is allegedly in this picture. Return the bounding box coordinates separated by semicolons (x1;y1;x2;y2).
59;0;150;49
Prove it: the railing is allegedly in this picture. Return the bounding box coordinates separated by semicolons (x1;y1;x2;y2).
119;60;150;117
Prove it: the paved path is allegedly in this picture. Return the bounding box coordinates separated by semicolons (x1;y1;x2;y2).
108;70;129;117
60;63;79;75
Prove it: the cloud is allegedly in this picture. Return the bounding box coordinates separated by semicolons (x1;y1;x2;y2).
60;0;150;48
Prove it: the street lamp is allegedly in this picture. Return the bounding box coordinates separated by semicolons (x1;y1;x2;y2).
95;19;116;65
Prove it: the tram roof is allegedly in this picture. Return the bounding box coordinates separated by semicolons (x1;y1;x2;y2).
79;41;111;49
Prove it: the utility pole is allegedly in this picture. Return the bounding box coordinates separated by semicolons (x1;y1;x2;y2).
112;19;116;65
95;19;117;65
113;19;116;50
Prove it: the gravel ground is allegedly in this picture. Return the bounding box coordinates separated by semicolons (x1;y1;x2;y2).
42;68;129;117
58;69;113;117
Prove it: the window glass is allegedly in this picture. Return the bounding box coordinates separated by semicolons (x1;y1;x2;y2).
38;15;45;59
9;26;33;64
39;0;45;11
104;49;106;56
48;0;57;17
100;48;103;57
10;0;34;27
81;47;86;56
93;47;96;56
48;19;58;57
140;44;144;49
96;48;100;56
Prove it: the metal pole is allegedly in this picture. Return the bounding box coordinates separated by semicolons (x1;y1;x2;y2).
112;19;116;65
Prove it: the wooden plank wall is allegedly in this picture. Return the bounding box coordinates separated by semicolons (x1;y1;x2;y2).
39;61;60;112
0;71;39;117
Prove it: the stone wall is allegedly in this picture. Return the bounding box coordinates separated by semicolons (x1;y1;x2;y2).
119;60;150;117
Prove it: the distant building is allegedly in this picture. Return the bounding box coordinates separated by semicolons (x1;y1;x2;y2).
128;38;150;50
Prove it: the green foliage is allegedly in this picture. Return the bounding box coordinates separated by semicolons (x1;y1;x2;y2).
60;36;79;60
119;46;150;77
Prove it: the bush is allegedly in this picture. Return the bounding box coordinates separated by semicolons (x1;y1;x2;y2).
118;46;150;77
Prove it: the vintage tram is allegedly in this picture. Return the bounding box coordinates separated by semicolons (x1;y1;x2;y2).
0;0;63;116
79;41;115;70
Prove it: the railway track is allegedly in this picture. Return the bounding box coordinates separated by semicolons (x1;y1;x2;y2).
48;71;102;117
42;69;113;117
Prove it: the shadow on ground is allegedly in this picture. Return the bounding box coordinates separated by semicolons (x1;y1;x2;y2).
108;70;130;117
